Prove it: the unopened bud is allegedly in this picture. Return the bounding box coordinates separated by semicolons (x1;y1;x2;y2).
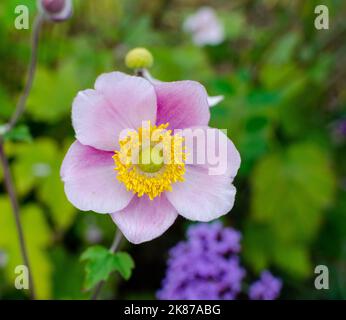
38;0;72;22
125;48;154;70
42;0;65;13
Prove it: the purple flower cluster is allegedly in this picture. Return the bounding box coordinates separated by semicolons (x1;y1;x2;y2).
157;222;245;300
249;271;282;300
157;222;282;300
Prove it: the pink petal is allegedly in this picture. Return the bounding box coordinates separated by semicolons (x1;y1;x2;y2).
166;166;237;222
72;72;157;151
61;141;133;213
183;126;241;179
95;71;157;129
155;80;210;130
111;195;178;244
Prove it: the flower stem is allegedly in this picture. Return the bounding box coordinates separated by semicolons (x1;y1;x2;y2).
0;139;36;299
0;14;43;300
8;14;43;132
91;229;123;300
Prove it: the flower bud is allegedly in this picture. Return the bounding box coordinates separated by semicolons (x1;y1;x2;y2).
125;48;154;70
38;0;72;22
42;0;65;13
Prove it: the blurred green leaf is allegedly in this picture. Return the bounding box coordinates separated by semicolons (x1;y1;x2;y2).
267;32;300;64
244;142;336;278
27;61;81;122
9;138;76;231
0;198;52;298
252;142;336;242
3;125;32;143
243;222;312;278
272;244;311;277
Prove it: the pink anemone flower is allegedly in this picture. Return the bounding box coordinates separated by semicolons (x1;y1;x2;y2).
61;72;240;244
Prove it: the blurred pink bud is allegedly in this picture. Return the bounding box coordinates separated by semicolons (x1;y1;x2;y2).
42;0;65;13
38;0;72;22
184;7;225;46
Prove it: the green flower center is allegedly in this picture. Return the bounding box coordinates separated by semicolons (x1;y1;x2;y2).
138;147;164;173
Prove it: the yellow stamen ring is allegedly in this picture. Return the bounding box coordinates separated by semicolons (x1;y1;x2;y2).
113;122;186;200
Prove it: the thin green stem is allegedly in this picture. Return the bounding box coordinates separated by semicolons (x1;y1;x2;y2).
0;14;43;300
8;14;43;131
0;139;36;299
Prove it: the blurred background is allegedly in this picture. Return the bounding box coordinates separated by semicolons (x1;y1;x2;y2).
0;0;345;299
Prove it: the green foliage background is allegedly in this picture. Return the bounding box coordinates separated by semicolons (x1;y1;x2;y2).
0;0;345;299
